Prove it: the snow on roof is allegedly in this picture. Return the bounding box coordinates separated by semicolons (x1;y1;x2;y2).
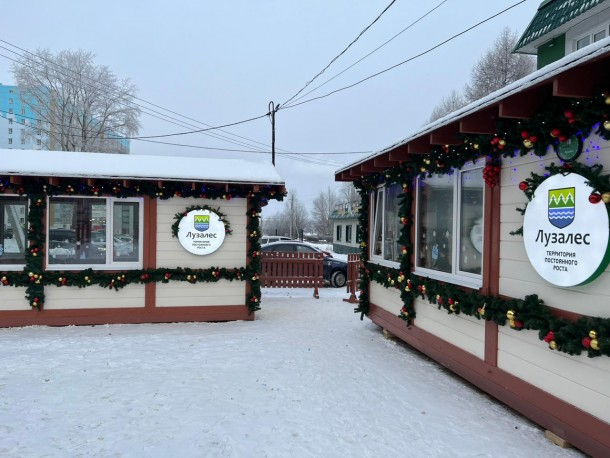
336;37;610;175
0;149;285;185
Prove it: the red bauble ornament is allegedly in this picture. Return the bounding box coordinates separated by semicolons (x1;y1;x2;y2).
550;128;561;137
520;130;529;139
582;336;592;348
518;181;528;191
589;193;602;204
563;109;574;119
529;135;538;143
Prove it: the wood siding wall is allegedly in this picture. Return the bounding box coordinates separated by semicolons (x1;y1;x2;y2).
156;198;247;269
499;135;610;318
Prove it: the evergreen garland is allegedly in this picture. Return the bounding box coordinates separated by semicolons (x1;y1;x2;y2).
171;205;233;238
0;177;285;313
350;90;610;358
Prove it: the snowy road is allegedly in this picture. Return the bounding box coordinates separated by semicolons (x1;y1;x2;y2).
0;288;583;457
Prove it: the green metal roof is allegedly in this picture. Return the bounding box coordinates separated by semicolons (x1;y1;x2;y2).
515;0;607;52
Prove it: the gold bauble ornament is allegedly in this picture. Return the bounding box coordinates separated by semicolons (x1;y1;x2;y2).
589;330;598;339
605;96;610;105
604;120;610;131
549;341;557;350
509;319;516;328
450;304;457;312
602;193;610;204
523;139;533;149
590;339;600;350
506;310;515;320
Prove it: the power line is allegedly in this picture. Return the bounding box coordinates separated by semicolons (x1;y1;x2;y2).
281;0;397;108
281;0;529;111
286;0;449;107
0;109;370;163
0;41;273;151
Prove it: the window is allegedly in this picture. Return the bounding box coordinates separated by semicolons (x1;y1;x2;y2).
415;165;484;287
1;197;28;268
21;139;25;145
20;108;25;115
8;128;12;135
8;138;12;145
574;28;607;51
576;35;591;50
37;139;41;146
594;30;607;42
8;108;13;114
8;98;13;104
47;197;142;269
346;225;352;243
20;119;25;125
370;183;401;264
336;225;342;242
8;118;12;124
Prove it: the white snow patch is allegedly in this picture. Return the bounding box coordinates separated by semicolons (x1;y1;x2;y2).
0;288;584;457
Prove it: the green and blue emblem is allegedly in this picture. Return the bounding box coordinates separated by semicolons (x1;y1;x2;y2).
194;214;210;232
548;187;575;229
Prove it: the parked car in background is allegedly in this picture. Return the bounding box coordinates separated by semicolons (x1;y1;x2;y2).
261;235;293;245
261;241;347;287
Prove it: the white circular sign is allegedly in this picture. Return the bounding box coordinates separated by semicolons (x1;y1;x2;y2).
523;173;610;287
177;209;226;255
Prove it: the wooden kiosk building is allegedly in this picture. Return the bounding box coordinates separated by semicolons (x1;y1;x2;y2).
0;150;285;326
335;3;610;455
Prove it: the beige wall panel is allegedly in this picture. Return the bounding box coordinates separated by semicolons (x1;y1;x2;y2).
156;280;245;307
499;240;528;262
500;201;526;224
498;136;610;317
499;152;555;188
156;198;247;269
44;285;145;310
499;276;610;318
415;298;485;359
0;287;31;311
498;328;610;424
370;282;403;316
499;223;526;242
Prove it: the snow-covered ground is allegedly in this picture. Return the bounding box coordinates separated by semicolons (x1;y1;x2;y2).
0;288;584;457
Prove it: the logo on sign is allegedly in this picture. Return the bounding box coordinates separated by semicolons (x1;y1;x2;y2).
194;215;209;232
523;173;610;287
548;187;575;229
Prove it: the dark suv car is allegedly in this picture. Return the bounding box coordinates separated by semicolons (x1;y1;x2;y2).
261;241;347;287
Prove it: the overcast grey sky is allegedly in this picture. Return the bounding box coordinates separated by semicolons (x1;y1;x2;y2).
0;0;540;215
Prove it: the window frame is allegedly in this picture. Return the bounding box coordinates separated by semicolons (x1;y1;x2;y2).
336;224;342;242
46;195;144;271
0;195;29;270
414;162;485;289
369;183;402;268
345;224;352;243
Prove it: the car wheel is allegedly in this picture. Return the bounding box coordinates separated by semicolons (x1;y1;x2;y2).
331;270;347;288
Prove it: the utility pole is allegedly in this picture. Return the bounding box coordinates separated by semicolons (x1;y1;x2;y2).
268;101;279;166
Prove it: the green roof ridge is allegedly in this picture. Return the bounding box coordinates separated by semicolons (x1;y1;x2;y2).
515;0;607;52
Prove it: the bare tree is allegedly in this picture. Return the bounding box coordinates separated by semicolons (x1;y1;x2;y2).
12;49;140;153
311;187;338;238
339;182;358;203
428;89;467;123
281;190;310;239
463;27;535;103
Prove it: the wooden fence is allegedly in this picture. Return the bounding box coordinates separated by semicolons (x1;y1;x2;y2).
343;253;362;303
260;252;325;298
